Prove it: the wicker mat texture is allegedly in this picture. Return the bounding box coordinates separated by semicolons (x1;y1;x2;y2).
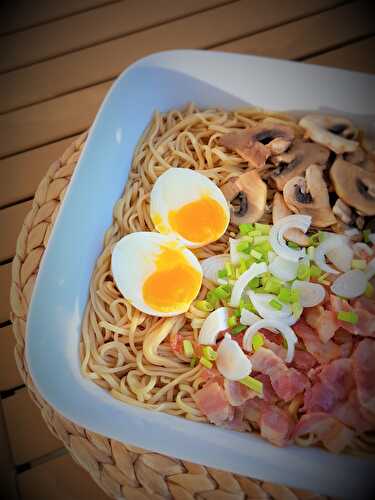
10;132;327;500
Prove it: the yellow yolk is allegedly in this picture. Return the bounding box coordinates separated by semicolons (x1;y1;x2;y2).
142;246;201;312
168;197;227;244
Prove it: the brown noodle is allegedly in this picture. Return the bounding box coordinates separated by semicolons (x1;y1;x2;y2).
80;103;374;452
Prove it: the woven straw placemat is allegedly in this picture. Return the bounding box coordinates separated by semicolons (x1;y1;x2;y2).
10;132;326;500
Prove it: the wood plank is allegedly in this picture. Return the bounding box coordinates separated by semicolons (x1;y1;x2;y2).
307;36;375;74
0;0;344;114
17;453;109;500
0;136;77;208
0;326;23;391
0;401;18;500
216;0;375;64
0;201;32;263
0;0;118;36
0;263;11;324
2;387;62;464
0;0;231;73
0;81;112;159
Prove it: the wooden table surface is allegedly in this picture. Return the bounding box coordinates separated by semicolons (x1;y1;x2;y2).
0;1;374;498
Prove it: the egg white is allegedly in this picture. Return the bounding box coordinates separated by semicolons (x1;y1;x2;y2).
150;168;229;248
111;232;202;316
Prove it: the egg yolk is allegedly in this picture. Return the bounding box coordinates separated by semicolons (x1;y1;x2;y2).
143;246;201;312
168;197;227;244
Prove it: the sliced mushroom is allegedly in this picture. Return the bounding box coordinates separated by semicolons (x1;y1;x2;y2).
299;114;358;154
332;199;353;225
269;140;330;190
219;124;294;169
330;159;375;216
344;148;375;173
272;192;310;246
283;164;336;227
221;171;267;225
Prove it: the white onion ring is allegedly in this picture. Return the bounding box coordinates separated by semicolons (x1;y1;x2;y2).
353;242;373;258
269;215;310;262
314;238;342;274
269;255;299;281
216;333;252;380
243;319;297;363
198;307;229;345
240;308;261;326
230;262;267;307
248;291;301;326
292;280;326;307
331;270;368;299
201;254;230;284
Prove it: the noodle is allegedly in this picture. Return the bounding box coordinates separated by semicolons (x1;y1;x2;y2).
80;103;374;454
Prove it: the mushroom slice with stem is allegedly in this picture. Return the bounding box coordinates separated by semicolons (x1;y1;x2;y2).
330;158;375;216
221;170;267;225
344;148;375;173
283;164;336;228
272;192;310;246
269;140;330;190
219;124;294;169
299;114;358;154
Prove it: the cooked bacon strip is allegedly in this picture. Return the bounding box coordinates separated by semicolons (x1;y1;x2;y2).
243;398;268;425
193;382;232;424
260;405;294;447
332;390;373;433
353;339;375;415
256;374;278;403
224;379;257;407
293;413;354;453
225;407;247;432
304;306;338;343
329;295;375;338
251;347;309;401
294;320;341;364
292;349;317;372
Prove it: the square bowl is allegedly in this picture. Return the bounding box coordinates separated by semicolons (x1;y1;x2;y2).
27;50;375;498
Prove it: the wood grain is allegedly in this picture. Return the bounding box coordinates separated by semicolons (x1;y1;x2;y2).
0;0;345;113
0;325;23;391
0;201;32;262
0;0;231;73
0;263;11;323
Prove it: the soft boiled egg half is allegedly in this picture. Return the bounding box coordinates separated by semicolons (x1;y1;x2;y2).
111;232;202;316
150;168;230;248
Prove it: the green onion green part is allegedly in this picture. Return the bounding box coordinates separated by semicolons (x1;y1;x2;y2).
199;357;213;369
351;259;367;271
183;340;194;357
252;333;264;351
269;299;283;310
337;310;359;324
231;324;247;335
202;346;217;361
239;223;254;235
195;300;214;312
365;282;374;298
239;375;263;394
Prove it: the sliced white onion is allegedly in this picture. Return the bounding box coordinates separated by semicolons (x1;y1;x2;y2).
230;262;268;307
314;238;342;275
201;254;230;284
269;255;299;281
240;308;261;326
248;291;301;326
365;257;375;280
326;243;353;272
331;270;368;299
268;251;277;263
198;307;229;345
353;242;373;258
230;237;247;265
344;228;361;239
269;215;310;262
292;280;326;307
243;319;297;363
216;333;252;380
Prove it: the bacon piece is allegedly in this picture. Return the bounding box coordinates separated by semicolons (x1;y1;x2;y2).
256;374;278;403
243;398;268;425
293;413;354;453
292;349;317;372
353;339;375;415
354;297;375;315
193;382;232;425
294;320;341;364
303;359;354;413
260;405;295;447
263;338;287;360
170;333;183;354
251;347;309;401
225;407;247;431
330;295;375;338
224;379;257;407
304;306;338;343
331;390;373;432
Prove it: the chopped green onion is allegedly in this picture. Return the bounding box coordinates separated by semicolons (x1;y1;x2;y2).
297;263;310;281
203;346;217;361
291;302;303;318
239;375;263;395
190;356;198;368
247;229;262;237
225;262;234;278
253;235;269;246
239;223;254;235
248;277;260;290
199;357;213;369
250;249;263;260
310;264;322;278
252;333;264;351
228;315;238;328
309;233;320;247
206;290;219;307
365;282;374;298
254;241;272;254
255;223;271;235
234;308;241;318
307;246;315;260
269;298;283;310
337;310;359;325
231;324;247;335
237;240;251;253
264;277;282;294
217;268;228;279
194;300;214;312
238;258;248;275
183;340;194;357
318;272;330;284
278;287;292;303
363;229;371;243
352;259;367;271
214;285;231;300
287;241;300;249
290;288;300;303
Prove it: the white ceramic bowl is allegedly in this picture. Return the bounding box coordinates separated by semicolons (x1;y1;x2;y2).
27;50;375;498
